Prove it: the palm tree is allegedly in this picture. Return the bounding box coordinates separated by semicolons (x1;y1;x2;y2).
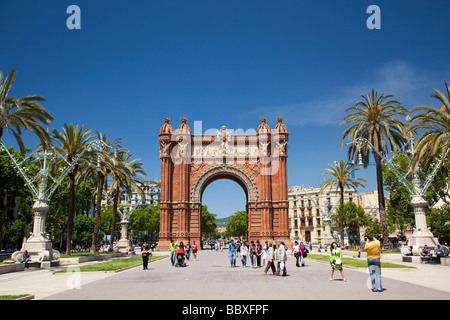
51;123;95;255
108;150;146;250
408;82;450;170
340;90;409;247
81;133;123;254
320;161;366;245
0;68;54;151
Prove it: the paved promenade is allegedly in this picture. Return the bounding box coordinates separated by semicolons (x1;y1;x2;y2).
1;248;449;300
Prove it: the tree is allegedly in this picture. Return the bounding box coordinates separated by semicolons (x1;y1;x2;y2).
81;133;123;253
321;160;366;244
201;205;218;239
128;205;158;239
107;149;146;250
408;82;450;170
427;205;450;243
51;123;95;255
0;147;35;249
0;68;54;152
226;210;247;239
146;205;160;243
73;214;95;246
364;219;382;239
45;173;95;250
333;201;371;244
341;90;409;247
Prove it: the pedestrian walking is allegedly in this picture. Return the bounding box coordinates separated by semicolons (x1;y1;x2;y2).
141;244;151;270
263;242;277;275
299;242;308;267
228;240;237;267
262;241;268;266
329;242;346;281
192;241;198;261
250;241;257;268
293;241;300;267
256;240;262;267
365;234;383;292
241;242;249;267
185;242;191;261
276;239;287;276
169;239;178;266
357;244;361;258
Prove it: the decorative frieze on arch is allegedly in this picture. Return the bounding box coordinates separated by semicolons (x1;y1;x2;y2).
190;164;259;203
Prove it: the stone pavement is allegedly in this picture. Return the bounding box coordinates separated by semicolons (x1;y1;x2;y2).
0;249;449;300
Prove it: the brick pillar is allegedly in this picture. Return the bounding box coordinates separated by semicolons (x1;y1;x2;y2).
158;118;174;250
272;117;291;247
172;118;192;245
258;130;274;241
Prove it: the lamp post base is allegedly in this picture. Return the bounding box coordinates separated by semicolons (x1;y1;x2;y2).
12;239;60;263
408;233;440;256
116;239;134;253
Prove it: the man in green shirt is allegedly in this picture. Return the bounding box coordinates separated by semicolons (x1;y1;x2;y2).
169;240;178;266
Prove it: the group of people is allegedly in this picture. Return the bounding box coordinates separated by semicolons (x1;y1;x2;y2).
227;234;383;292
420;244;445;259
143;234;384;293
327;234;382;292
227;239;290;276
168;240;199;266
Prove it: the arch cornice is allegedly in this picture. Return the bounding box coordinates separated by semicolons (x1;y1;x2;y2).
190;164;259;203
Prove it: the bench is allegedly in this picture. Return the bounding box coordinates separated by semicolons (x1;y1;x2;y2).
420;256;441;264
441;257;450;266
402;255;413;262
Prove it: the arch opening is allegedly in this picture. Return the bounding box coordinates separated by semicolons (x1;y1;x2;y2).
202;179;248;240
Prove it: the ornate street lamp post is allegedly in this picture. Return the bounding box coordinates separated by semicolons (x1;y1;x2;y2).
1;140;106;266
103;190;138;253
308;194;339;249
116;200;137;253
348;136;448;255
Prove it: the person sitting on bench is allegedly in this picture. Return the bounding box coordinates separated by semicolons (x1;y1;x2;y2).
421;245;432;258
20;250;31;269
404;246;413;256
434;245;444;257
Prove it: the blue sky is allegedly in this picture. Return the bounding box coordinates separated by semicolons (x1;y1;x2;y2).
1;1;450;218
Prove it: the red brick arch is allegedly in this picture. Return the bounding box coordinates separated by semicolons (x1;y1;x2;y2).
157;117;291;249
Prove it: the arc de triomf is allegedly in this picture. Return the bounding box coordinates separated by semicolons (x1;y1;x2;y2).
157;116;291;249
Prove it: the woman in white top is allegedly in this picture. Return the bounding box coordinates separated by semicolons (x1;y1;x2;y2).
262;241;268;266
240;243;249;267
293;241;300;267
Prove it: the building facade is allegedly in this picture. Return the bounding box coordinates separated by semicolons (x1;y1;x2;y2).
130;180;161;207
356;190;382;221
288;185;356;243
